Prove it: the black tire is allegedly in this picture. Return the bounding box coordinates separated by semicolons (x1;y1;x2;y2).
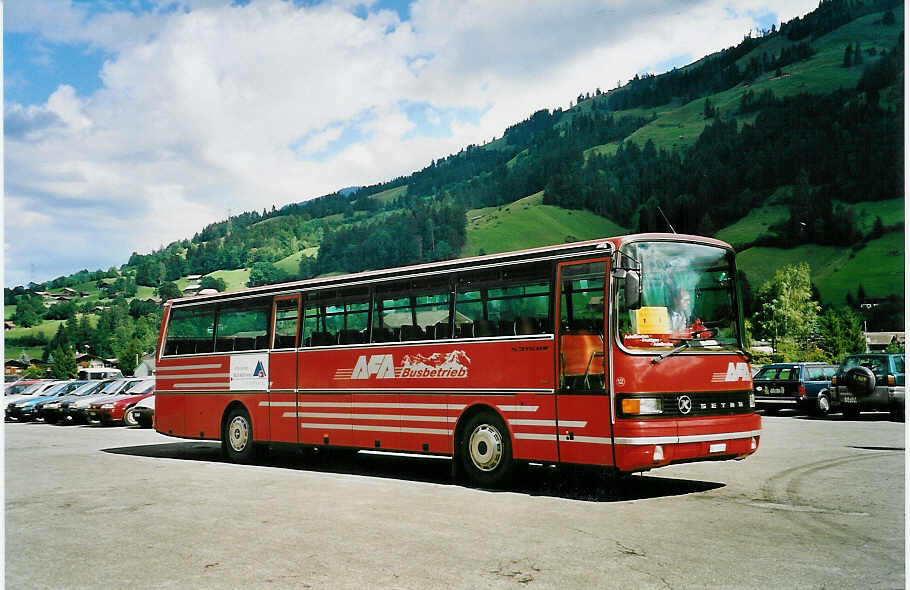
135;413;152;428
762;407;778;415
222;406;256;463
815;392;831;417
844;366;876;396
889;405;904;422
459;410;514;488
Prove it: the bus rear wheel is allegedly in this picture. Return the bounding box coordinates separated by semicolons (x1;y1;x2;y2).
223;406;256;463
459;410;513;489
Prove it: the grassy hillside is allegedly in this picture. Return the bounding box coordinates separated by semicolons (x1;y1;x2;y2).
581;6;904;154
736;230;904;303
462;192;627;256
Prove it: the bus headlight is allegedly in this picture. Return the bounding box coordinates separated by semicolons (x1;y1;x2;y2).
621;398;662;416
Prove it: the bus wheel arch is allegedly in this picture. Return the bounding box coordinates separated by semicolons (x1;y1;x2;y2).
454;404;514;488
221;402;257;463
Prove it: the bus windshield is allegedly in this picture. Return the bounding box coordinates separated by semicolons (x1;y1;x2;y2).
617;241;740;351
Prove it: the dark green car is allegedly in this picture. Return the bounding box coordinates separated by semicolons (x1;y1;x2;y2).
831;353;905;420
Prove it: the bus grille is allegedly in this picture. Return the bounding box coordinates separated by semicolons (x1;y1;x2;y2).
660;391;753;418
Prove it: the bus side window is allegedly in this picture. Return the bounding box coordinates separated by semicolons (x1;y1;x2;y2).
215;303;270;352
455;262;552;339
372;277;451;343
273;298;300;349
303;288;369;346
164;307;216;356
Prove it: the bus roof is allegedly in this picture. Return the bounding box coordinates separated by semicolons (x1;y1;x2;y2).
168;232;732;307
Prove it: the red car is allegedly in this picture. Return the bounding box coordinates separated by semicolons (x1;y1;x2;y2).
87;384;154;426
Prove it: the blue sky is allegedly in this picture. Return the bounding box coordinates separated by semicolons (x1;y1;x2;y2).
4;0;820;287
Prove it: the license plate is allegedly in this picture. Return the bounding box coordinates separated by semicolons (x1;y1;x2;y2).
769;387;784;394
842;395;857;404
709;443;727;453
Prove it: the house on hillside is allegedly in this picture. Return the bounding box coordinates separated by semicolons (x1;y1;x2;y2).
185;274;202;281
5;321;16;331
134;354;156;377
5;360;29;377
183;284;202;296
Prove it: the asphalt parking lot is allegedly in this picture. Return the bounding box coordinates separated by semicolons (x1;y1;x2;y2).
4;414;905;589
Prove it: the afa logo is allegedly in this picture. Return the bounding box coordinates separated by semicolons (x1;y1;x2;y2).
253;361;267;378
335;350;471;380
712;362;751;383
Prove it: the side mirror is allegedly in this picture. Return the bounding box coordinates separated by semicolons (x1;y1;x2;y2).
625;271;642;310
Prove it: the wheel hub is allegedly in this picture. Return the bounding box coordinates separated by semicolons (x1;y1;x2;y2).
468;424;503;472
228;416;249;452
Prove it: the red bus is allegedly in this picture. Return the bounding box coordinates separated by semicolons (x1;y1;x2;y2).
154;233;760;487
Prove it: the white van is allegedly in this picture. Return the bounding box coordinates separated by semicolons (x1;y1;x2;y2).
78;367;123;380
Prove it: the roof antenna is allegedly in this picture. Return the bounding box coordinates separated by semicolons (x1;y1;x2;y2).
656;206;677;234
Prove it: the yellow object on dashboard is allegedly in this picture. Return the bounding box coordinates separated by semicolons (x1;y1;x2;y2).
633;306;670;334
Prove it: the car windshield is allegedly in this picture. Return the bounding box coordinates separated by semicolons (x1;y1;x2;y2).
101;380;128;394
42;383;70;395
843;356;888;376
124;381;154;395
6;383;32;395
617;241;740;351
18;383;45;394
69;381;104;396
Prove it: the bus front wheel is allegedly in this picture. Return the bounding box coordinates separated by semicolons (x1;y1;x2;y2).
222;406;256;463
459;410;513;489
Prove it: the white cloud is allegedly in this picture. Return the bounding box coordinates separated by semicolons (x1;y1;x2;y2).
4;0;819;286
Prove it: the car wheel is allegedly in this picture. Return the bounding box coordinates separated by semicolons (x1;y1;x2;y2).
459;410;514;488
222;406;256;463
136;414;152;428
123;407;138;427
816;393;831;417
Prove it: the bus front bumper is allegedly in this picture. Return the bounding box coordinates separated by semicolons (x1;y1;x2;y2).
613;413;761;472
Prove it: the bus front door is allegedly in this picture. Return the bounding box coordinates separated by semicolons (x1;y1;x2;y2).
555;260;614;467
269;295;301;444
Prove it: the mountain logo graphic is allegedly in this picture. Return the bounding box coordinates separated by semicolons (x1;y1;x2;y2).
253;361;267;378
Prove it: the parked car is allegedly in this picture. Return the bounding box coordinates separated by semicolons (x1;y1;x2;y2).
88;379;155;425
6;381;80;421
126;394;155;428
63;378;144;424
752;362;837;415
38;380;110;424
3;380;51;410
83;378;153;424
830;353;905;419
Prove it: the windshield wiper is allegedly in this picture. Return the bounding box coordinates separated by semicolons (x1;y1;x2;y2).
651;340;693;364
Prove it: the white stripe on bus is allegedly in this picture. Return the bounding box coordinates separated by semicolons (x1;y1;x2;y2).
173;383;228;388
300;423;452;436
284;412;457;423
259;401;465;410
614;430;761;445
157;364;223;371
157;373;230;380
508;419;586;427
497;405;539;412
